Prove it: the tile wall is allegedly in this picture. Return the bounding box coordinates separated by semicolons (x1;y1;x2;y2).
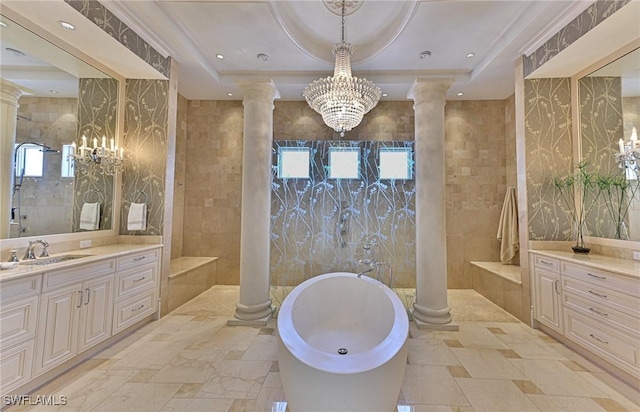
180;99;509;288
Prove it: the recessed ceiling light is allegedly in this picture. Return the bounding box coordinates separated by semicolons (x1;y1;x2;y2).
466;52;475;59
0;21;7;28
227;92;233;97
257;53;270;62
49;90;59;94
216;54;224;59
6;47;25;57
382;93;388;97
419;50;431;60
59;20;75;30
457;92;464;96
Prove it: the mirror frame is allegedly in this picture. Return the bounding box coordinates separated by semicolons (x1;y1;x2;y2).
0;8;125;248
571;38;640;250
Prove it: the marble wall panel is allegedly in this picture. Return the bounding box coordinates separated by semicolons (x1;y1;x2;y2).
445;100;508;287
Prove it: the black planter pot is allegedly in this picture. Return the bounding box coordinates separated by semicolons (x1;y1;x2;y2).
571;245;591;254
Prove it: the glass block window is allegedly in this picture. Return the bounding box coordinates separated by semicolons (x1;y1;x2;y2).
14;143;44;177
379;147;413;180
278;147;310;179
329;147;360;179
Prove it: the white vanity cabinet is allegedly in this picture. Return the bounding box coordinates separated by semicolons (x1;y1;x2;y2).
0;274;42;392
530;251;640;382
531;254;563;333
113;248;160;334
0;244;163;398
561;262;640;379
35;259;115;376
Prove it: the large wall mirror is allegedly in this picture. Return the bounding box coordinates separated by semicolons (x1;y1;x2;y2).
579;46;640;241
1;15;118;239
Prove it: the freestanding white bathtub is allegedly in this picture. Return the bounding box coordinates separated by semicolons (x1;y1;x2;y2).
277;272;409;412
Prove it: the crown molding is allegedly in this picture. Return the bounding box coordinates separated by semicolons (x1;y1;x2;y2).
519;0;594;57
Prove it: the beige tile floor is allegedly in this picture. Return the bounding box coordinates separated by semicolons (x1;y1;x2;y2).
9;286;640;411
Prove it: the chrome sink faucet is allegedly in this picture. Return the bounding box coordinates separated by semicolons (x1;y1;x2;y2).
23;240;50;260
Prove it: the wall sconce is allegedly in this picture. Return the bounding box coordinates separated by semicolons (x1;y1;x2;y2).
616;127;639;179
69;135;124;175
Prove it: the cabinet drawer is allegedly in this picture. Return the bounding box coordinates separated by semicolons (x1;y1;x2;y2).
0;275;42;301
43;259;115;291
0;339;35;394
1;295;39;347
533;255;559;272
115;263;157;298
565;309;639;377
117;249;160;271
562;262;639;298
563;276;639;318
563;292;640;337
113;290;156;334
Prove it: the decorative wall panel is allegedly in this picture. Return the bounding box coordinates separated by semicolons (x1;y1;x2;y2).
72;78;118;232
120;79;169;235
65;0;170;77
270;140;415;288
524;78;573;240
524;0;631;77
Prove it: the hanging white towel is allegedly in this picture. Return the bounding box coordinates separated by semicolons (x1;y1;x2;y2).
79;202;100;231
497;187;519;264
127;202;147;231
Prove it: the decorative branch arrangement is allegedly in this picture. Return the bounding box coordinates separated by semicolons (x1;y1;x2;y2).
596;174;640;240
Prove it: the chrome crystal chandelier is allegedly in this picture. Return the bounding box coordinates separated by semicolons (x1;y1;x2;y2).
303;0;381;137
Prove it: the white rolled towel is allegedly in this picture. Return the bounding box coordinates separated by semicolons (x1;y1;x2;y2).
0;262;18;270
79;202;100;231
127;202;147;231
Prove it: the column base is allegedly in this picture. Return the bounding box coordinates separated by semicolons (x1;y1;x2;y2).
228;300;273;327
411;303;458;331
227;313;272;327
412;316;459;331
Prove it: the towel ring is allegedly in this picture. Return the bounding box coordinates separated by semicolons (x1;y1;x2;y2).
130;190;149;204
82;189;104;203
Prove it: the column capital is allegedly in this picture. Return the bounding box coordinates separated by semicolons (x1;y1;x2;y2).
238;80;281;105
1;78;31;107
407;78;454;104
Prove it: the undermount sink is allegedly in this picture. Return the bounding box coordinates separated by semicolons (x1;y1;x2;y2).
20;254;93;266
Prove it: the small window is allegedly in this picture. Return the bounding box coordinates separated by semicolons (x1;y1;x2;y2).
61;144;75;178
278;147;310;179
328;147;360;179
14;144;44;177
379;147;413;180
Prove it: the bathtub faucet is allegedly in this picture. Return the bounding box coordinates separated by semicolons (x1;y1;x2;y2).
356;258;394;288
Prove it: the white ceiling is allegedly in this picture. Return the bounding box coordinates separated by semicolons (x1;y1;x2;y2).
2;0;638;101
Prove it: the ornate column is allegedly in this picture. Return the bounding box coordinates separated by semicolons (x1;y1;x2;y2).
0;79;29;238
229;81;280;326
408;79;458;330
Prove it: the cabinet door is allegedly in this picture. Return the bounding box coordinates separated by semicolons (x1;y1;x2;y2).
534;268;563;333
78;275;114;353
35;283;82;376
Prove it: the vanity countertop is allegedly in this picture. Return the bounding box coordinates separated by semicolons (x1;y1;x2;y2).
0;243;163;282
530;249;640;280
